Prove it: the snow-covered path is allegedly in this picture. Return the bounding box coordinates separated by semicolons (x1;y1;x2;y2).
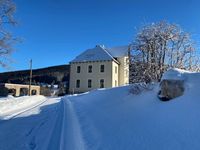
0;97;63;150
0;95;86;150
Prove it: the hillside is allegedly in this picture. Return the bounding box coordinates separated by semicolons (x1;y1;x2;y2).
0;64;70;88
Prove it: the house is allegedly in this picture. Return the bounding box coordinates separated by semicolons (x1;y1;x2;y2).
69;45;129;93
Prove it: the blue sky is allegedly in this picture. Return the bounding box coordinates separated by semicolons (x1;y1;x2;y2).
1;0;200;72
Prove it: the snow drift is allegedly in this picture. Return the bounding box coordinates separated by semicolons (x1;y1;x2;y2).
65;69;200;150
0;95;46;120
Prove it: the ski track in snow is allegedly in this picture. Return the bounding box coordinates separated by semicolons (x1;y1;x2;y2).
0;96;86;150
0;97;62;150
1;99;47;121
60;97;86;150
46;97;85;150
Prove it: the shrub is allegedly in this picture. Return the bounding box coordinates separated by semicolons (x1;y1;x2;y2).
129;83;153;95
0;86;9;97
40;87;52;96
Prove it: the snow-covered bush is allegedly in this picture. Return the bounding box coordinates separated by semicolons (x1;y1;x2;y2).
130;21;199;83
129;83;153;95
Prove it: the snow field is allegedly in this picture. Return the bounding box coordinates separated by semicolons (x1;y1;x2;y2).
1;69;200;149
63;69;200;149
0;95;46;120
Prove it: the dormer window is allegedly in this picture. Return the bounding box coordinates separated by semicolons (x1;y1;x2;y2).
100;65;105;72
88;65;92;73
77;66;81;73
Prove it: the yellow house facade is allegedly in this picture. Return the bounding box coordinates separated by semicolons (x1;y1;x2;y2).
69;45;129;93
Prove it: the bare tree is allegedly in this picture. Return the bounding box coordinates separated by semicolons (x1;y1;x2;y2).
130;21;199;83
0;0;17;68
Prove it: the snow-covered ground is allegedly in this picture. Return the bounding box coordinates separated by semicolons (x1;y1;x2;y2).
0;95;46;120
1;69;200;150
64;69;200;150
0;96;61;150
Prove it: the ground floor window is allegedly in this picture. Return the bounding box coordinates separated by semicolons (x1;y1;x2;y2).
31;90;37;95
88;79;92;88
100;79;104;88
8;88;16;96
115;80;117;86
20;88;28;96
76;80;80;88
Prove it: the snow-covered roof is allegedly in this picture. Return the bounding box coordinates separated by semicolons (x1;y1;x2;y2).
106;45;129;57
71;45;128;63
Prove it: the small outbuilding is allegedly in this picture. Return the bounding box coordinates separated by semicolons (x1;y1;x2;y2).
0;83;40;96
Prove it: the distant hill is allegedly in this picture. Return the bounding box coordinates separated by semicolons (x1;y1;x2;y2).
0;65;70;90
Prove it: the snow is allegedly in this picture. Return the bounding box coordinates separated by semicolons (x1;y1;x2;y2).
161;68;192;80
71;45;114;63
1;69;200;149
71;45;128;63
0;97;61;150
62;69;200;149
161;68;200;90
106;45;129;57
0;95;46;120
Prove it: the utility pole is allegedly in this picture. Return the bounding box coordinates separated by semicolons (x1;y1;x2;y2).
29;59;33;96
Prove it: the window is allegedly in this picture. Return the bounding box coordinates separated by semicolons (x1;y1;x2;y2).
115;66;118;74
88;79;92;88
88;65;92;73
31;90;37;95
77;66;81;73
115;80;117;87
20;88;28;96
100;79;104;88
126;58;129;64
76;80;80;88
100;65;105;72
